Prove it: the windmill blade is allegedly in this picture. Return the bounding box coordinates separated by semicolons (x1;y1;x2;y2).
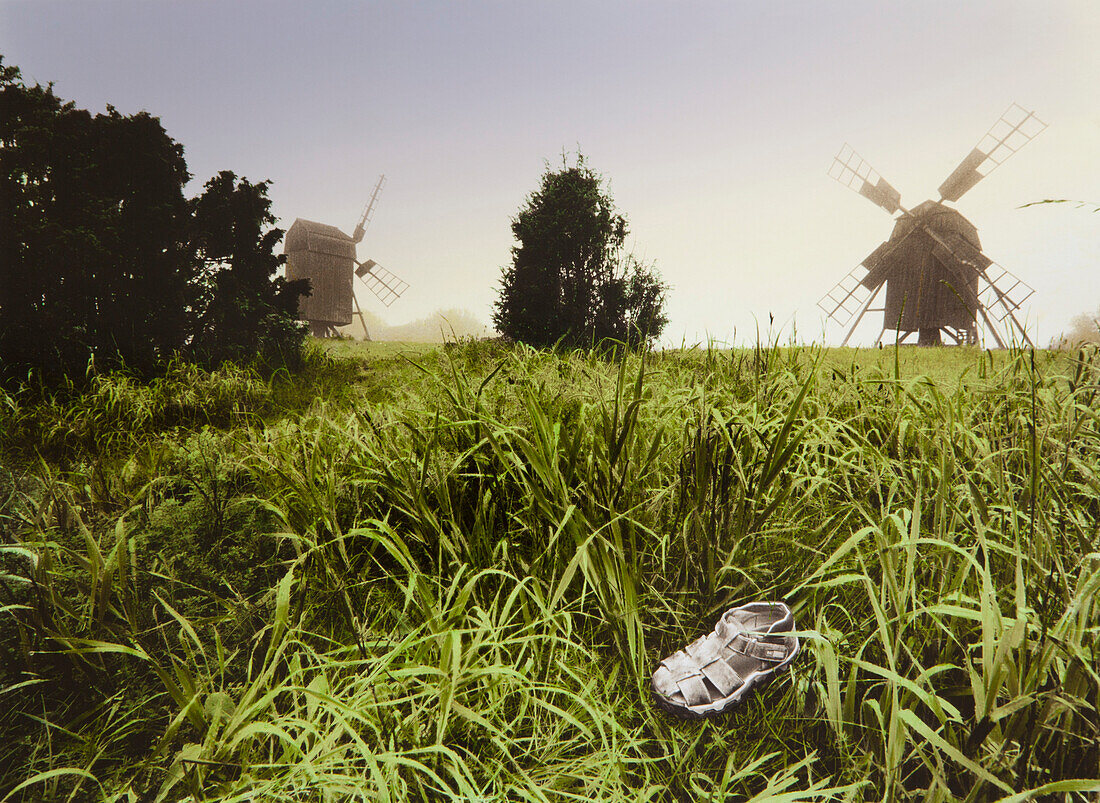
355;259;409;307
817;262;873;326
352;174;386;243
828;144;903;214
938;104;1047;202
819;231;916;326
918;223;1035;340
977;262;1035;321
926;231;992;295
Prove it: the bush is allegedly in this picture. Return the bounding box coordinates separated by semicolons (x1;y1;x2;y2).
493;153;668;349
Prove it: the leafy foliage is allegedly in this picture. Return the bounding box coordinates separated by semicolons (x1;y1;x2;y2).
0;58;306;386
189;171;310;369
493;154;668;349
1060;306;1100;346
0;59;195;382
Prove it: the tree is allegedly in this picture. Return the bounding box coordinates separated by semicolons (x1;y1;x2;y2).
0;58;307;385
1064;307;1099;346
1;58;195;382
188;171;309;368
493;154;668;349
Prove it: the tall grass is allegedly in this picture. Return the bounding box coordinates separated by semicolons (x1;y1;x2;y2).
0;340;1097;800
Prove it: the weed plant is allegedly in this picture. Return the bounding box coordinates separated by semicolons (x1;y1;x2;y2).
0;339;1097;801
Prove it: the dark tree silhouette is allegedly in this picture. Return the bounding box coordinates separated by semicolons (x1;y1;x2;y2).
493;154;668;349
0;58;307;385
189;171;309;368
1;59;195;382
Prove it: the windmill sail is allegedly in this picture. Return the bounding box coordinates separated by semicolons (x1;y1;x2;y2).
356;259;409;307
817;232;918;326
977;262;1035;321
938;104;1047;202
828;144;902;214
353;175;386;243
817;263;872;326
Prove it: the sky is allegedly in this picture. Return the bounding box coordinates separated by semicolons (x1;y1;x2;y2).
3;0;1098;347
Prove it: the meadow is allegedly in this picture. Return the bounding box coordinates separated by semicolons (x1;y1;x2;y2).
0;338;1098;801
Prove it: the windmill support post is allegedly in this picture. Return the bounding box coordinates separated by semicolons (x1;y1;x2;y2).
978;271;1034;347
841;283;884;346
977;305;1007;349
352;292;371;341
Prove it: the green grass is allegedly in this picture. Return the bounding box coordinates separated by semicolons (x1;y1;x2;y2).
0;338;1097;801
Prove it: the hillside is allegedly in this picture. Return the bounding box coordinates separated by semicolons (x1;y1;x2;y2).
338;307;495;342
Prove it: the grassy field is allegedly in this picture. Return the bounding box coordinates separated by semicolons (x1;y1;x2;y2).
0;338;1098;801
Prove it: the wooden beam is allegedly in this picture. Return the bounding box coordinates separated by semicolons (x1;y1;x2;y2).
841;283;885;347
978;305;1007;349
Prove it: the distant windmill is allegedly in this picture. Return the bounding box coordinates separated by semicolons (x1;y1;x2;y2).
818;104;1046;347
284;175;409;338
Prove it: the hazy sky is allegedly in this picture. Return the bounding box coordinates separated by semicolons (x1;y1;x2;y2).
3;1;1098;346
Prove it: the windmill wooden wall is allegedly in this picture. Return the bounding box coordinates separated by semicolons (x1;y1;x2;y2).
860;202;983;332
283;219;355;328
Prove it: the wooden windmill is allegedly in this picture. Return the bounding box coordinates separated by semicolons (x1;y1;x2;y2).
818;104;1045;347
284;175;409;338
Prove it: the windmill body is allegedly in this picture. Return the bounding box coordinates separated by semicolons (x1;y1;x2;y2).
863;201;985;345
284;219;357;337
819;104;1045;347
282;175;408;339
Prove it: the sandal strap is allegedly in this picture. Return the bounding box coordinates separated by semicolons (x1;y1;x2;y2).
728;633;790;663
676;674;712;706
700;656;742;696
686;635;722;665
714;614;744;642
659;650;699;681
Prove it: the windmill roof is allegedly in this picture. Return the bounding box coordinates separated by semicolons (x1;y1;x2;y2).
284;218;356;258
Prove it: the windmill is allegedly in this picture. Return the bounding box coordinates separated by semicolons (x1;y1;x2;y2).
818;104;1046;348
283;175;409;338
